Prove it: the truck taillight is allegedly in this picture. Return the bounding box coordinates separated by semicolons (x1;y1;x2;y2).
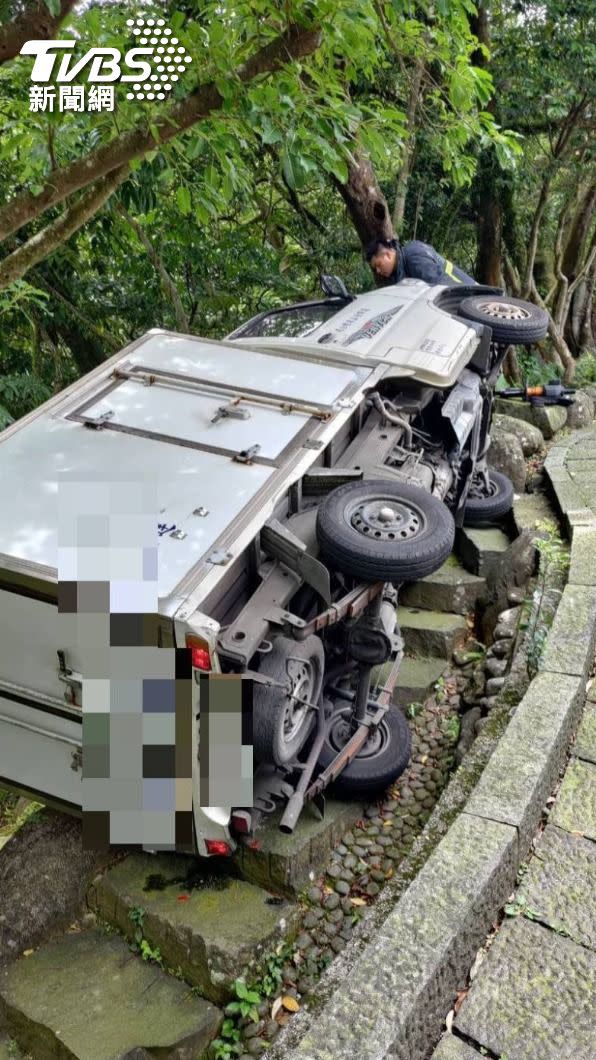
185;634;212;671
205;839;233;856
231;809;252;835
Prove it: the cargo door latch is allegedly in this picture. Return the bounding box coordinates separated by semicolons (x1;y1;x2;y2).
57;650;83;706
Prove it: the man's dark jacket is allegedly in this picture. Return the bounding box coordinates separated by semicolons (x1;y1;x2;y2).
382;239;475;287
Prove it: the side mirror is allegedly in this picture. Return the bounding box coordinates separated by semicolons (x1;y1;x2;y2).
320;274;350;299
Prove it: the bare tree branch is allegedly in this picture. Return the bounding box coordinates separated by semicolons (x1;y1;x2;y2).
0;23;322;245
0;166;129;290
0;0;77;67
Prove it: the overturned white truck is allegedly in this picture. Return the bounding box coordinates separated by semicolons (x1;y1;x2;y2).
0;277;548;854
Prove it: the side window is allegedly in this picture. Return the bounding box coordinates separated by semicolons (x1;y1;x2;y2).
235;302;346;339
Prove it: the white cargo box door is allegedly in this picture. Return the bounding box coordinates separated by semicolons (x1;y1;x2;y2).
76;375;311;461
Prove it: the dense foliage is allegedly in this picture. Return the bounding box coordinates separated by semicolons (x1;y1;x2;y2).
0;0;593;423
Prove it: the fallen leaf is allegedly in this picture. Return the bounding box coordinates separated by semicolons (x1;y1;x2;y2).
383;819;393;827
445;1009;454;1032
271;996;283;1020
385;869;394;879
281;995;300;1013
177;895;190;902
454;988;469;1013
350;897;367;906
23;949;34;957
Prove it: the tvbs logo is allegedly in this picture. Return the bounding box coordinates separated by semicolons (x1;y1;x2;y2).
20;15;192;112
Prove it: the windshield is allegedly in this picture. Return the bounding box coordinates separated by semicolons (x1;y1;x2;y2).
232;300;348;340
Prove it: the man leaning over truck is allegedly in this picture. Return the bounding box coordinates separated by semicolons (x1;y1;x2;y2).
366;237;476;287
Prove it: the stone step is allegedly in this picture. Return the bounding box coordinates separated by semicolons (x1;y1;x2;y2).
0;928;222;1060
396;606;468;659
87;852;298;1004
512;490;557;536
387;656;448;709
456;526;511;578
233;796;364;897
400;554;486;615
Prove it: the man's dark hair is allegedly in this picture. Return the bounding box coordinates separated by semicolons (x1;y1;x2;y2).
365;237;398;262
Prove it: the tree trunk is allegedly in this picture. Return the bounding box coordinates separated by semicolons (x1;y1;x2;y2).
579;253;596;351
334;149;393;250
475;152;505;286
561;184;596;284
392;59;425;236
469;5;504;287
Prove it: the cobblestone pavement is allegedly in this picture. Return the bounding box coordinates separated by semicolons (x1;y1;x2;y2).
432;678;596;1060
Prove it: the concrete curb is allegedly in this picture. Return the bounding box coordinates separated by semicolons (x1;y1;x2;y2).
272;430;596;1060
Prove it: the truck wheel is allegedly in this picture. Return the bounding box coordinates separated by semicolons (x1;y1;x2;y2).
459;296;548;344
316;479;455;583
464;469;514;526
253;636;324;767
316;705;411;797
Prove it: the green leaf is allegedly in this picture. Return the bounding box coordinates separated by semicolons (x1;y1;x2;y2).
44;0;61;16
176;185;192;216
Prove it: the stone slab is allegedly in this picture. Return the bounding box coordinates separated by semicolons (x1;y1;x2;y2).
562;459;596;473
562;473;596;516
399;555;486;616
567;525;596;584
0;929;222;1060
88;852;297;1003
396;607;468;659
464;671;583;853
566;441;596;460
565;507;596;532
430;1036;484;1060
390;656;448;709
539;583;596;681
455;917;596;1060
234;797;364;897
550;758;596;841
456;527;510;579
512;492;555;536
517;824;596;950
282;812;517;1060
574;700;596;763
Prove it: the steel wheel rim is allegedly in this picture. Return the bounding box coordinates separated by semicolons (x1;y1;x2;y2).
282;660;314;742
470;475;499;500
346;494;427;542
477;300;530;321
327;712;390;760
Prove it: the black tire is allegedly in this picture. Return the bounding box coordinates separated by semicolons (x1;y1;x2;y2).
459;295;548;344
464;468;514;526
316;704;411;797
316;479;455;583
253;635;324;766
